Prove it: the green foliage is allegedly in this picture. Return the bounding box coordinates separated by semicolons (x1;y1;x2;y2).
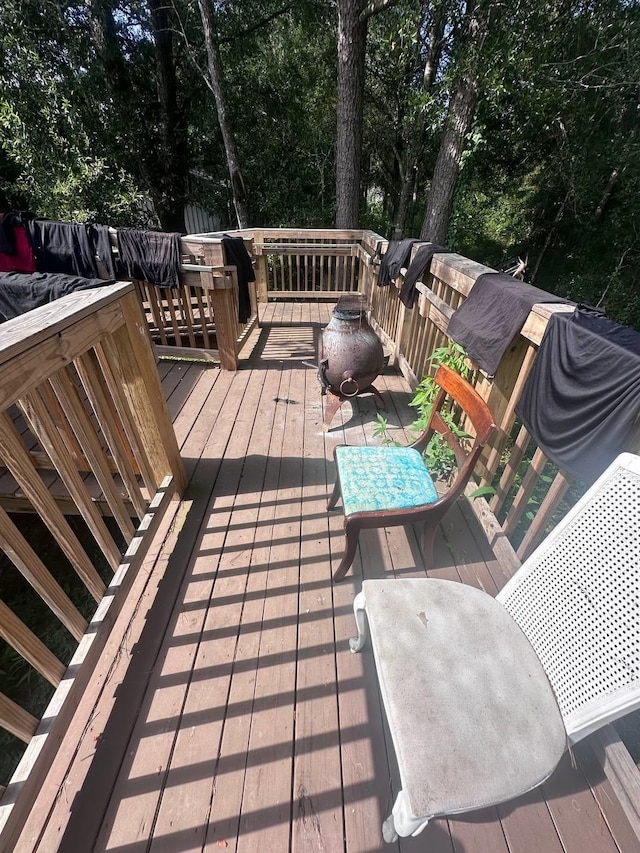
0;0;152;222
448;0;640;329
375;341;472;483
0;0;638;329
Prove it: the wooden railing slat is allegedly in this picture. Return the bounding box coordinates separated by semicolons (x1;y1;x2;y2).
19;387;123;573
103;292;187;495
94;336;158;497
74;351;147;520
0;412;106;602
491;423;532;515
49;370;136;541
164;290;182;345
0;693;38;744
0;600;66;687
517;470;574;560
503;447;548;538
0;502;86;640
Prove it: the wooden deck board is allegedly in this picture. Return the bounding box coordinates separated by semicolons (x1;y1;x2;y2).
10;301;640;853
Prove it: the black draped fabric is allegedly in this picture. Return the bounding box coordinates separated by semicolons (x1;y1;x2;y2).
0;212;20;254
27;219;98;278
116;228;181;288
0;272;114;323
447;272;569;376
222;235;255;323
399;243;446;308
87;223;116;278
515;307;640;483
378;238;419;286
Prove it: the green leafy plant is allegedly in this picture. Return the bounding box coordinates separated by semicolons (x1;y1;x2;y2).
375;342;480;484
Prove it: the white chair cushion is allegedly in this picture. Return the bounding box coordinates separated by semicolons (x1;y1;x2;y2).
361;578;567;818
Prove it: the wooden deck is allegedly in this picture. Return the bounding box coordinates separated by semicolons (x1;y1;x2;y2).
11;302;640;852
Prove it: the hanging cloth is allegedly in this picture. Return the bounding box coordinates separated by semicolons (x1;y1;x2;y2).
0;272;114;323
27;219;99;278
87;223;117;278
116;228;182;288
221;235;255;323
378;239;419;286
399;243;446;308
447;272;569;376
0;212;37;273
515;306;640;483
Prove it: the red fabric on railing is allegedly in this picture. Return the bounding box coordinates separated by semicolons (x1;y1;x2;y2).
0;213;37;273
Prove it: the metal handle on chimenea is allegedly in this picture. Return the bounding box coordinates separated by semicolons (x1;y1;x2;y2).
339;374;360;397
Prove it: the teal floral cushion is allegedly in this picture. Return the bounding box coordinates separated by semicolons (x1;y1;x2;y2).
336;445;439;516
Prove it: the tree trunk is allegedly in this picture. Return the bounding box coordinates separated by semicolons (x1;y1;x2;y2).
149;0;187;233
393;5;445;238
392;152;413;238
88;0;130;100
335;0;367;229
197;0;250;228
423;1;447;91
530;189;571;282
420;1;491;244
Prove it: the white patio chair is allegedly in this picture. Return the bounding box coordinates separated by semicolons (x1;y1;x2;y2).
350;452;640;842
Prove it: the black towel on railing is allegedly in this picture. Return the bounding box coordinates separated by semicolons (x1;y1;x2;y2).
378;238;419;286
447;272;569;376
515;307;640;483
399;243;446;308
0;212;20;254
87;223;117;278
27;219;99;278
222;235;255;323
116;228;182;288
0;272;114;323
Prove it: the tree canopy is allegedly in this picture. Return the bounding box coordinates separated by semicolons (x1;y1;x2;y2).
1;0;638;326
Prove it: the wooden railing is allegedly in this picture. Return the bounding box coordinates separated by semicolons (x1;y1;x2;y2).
362;239;640;838
209;226;637;563
177;236;259;370
251;228;381;300
363;244;640;561
156;225;638;563
0;283;185;838
186;228;381;303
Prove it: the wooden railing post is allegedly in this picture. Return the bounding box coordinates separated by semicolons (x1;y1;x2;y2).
106;290;187;495
252;229;268;305
202;268;239;371
474;335;532;484
254;255;269;305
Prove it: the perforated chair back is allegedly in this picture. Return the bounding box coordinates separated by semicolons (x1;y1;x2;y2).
497;453;640;743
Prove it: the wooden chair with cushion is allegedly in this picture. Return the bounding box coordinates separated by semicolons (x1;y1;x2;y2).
327;364;495;582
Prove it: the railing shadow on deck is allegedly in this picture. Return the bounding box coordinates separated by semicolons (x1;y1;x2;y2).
16;448;394;852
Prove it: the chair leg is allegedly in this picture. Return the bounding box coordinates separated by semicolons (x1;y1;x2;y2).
327;477;342;510
332;520;360;582
349;589;368;652
421;520;438;570
383;790;431;841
